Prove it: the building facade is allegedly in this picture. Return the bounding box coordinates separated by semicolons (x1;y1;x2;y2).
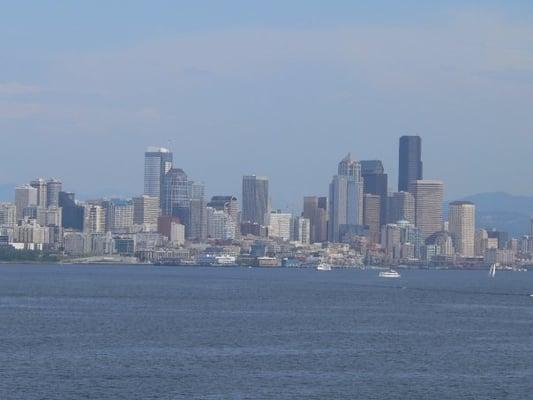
448;201;476;257
410;180;444;241
242;175;269;226
398;135;423;193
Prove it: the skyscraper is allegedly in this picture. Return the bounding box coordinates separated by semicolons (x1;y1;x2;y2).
363;193;381;244
449;201;476;257
133;195;160;226
46;178;62;208
328;154;364;242
361;160;388;226
410;180;444;240
0;203;16;227
30;178;47;207
189;182;207;241
242;175;269;226
59;191;84;231
144;147;173;206
105;199;134;232
268;211;292;241
316;196;328;243
398;135;423;192
387;191;415;224
161;168;190;217
15;185;38;221
207;196;239;239
84;204;105;234
303;196;319;243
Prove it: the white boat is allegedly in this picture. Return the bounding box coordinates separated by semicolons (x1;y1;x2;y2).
489;263;497;278
214;255;237;265
316;262;332;271
379;269;401;278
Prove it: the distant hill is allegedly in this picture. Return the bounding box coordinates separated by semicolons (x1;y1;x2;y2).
457;192;533;237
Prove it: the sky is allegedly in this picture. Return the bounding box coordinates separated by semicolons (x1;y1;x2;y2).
1;1;533;211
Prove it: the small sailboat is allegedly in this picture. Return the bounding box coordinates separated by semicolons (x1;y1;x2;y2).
489;263;497;278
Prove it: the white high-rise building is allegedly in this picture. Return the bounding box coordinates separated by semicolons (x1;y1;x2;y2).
269;211;292;241
30;178;47;207
133;195;160;226
15;185;38;221
207;207;236;240
449;201;476;257
0;203;17;227
328;154;364;242
84;204;105;234
410;180;444;241
170;222;185;245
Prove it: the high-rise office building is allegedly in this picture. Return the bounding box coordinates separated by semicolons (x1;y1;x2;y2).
207;196;239;239
448;201;475;257
410;180;444;240
475;228;489;257
398;135;423;192
302;196;328;244
105;199;134;232
293;216;311;245
59;192;84;231
161;168;190;217
206;207;236;240
189;182;207;241
242;175;269;226
269;211;292;241
361;160;388;225
208;196;239;222
144;147;173;205
387;191;415;224
363;193;381;244
37;206;62;227
46;178;62;208
30;178;47;207
328;154;364;242
381;223;401;260
316;196;328;243
0;203;16;227
15;185;38;221
133;195;160;226
83;204;105;234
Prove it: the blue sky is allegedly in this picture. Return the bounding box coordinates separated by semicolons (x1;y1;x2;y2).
1;1;533;210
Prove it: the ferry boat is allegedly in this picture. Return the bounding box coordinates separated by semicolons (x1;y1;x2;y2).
214;255;237;266
379;269;401;278
316;262;332;271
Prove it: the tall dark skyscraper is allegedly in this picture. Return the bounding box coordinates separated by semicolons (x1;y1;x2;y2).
59;191;84;231
398;135;423;192
360;160;388;227
242;175;269;226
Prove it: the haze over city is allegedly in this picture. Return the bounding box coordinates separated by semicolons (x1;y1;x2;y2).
1;1;533;208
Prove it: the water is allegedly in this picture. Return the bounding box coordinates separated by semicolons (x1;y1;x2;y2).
0;264;532;399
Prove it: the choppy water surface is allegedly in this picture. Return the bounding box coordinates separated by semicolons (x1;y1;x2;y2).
0;264;532;399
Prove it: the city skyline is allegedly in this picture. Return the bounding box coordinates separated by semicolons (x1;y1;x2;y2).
1;2;533;205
